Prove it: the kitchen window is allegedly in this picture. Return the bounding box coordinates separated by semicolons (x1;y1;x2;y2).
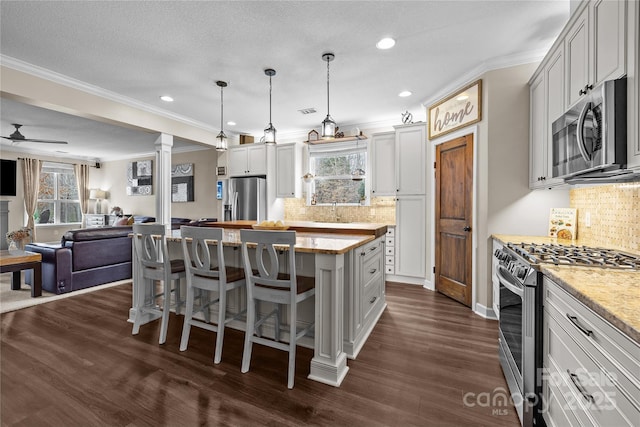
36;162;82;225
307;140;369;205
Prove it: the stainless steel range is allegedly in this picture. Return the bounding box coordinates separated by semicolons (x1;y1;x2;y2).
494;242;639;427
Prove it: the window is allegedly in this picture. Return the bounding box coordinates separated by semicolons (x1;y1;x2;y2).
36;162;82;224
308;141;368;205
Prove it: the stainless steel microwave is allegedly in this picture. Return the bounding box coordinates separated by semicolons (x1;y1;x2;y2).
551;78;627;180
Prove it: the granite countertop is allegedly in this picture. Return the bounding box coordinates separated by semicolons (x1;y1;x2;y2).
169;228;374;255
211;220;388;238
492;234;640;344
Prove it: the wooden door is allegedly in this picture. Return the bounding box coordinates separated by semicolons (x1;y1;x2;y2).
435;134;473;307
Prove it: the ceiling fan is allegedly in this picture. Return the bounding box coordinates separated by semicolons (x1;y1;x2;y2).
1;123;68;144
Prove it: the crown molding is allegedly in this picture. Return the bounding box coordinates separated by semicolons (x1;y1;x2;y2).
421;48;547;108
1;55;219;134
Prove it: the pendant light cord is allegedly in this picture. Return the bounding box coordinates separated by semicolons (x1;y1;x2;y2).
269;74;273;124
220;85;224;133
326;57;330;116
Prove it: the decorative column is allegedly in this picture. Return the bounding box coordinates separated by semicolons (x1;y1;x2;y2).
309;252;349;386
154;133;173;234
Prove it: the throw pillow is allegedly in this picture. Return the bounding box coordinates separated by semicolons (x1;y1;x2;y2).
127;216;135;225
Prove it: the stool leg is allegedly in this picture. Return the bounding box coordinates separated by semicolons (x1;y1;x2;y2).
214;286;226;364
179;282;195;351
159;279;171;344
241;299;255;374
287;305;297;389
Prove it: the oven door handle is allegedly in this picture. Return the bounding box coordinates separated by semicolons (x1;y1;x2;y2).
497;266;524;298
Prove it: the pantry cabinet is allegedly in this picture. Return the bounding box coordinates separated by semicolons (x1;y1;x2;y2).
275;142;302;198
395;195;426;279
370;132;396;196
395;124;426;196
228;144;267;177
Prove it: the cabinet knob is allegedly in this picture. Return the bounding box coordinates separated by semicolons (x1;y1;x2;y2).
463;226;472;232
579;88;587;96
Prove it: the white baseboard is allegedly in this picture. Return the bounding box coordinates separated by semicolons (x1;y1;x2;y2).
474;303;498;320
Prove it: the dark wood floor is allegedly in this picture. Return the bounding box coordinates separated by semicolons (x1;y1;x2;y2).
1;282;519;426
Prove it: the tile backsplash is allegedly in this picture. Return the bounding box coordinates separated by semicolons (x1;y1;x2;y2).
284;197;396;225
570;182;640;252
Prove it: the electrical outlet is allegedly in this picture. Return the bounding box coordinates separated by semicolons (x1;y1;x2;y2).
585;212;591;227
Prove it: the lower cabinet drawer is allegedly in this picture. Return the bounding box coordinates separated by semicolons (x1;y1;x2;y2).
544;373;583;427
362;252;382;286
385;265;395;274
385;256;394;266
385;237;394;247
545;312;639;426
363;277;382;322
385;246;395;256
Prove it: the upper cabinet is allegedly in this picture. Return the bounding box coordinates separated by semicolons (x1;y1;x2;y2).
566;0;627;108
628;0;640;170
370;132;396;196
228;144;267;177
275;142;302;198
530;0;634;188
395;124;426;196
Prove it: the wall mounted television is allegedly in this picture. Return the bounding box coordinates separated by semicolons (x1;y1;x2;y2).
1;159;17;196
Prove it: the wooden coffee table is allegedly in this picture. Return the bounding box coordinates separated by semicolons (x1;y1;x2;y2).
0;250;42;297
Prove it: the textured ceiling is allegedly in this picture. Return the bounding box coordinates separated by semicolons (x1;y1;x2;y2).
0;0;569;161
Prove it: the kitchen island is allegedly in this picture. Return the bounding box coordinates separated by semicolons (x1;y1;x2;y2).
129;222;388;387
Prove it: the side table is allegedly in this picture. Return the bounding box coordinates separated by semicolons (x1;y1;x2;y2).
0;250;42;297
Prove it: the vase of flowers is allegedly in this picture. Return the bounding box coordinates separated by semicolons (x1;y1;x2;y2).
6;227;32;251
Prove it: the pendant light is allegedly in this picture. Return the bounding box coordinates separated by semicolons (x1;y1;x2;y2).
263;68;277;144
321;52;337;139
215;80;228;152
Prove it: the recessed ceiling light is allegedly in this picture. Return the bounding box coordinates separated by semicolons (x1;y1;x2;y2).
376;37;396;50
227;121;236;126
160;95;174;102
398;91;412;97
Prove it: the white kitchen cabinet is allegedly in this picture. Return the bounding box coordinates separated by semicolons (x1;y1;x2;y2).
343;235;385;359
370;131;396;196
566;7;590;108
542;276;640;427
395;195;426;279
566;0;627;108
228;144;267;177
529;44;566;189
628;0;640;171
384;227;395;275
275;142;301;198
395;123;426;196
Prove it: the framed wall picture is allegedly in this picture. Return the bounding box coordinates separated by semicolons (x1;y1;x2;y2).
126;160;153;196
428;79;482;139
171;163;194;202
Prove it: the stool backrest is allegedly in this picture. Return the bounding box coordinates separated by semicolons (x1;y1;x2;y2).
132;223;168;271
240;229;296;296
180;226;226;281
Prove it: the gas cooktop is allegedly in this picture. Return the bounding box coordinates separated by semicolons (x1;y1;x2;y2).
506;242;640;270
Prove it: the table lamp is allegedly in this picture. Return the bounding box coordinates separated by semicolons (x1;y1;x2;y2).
89;189;107;214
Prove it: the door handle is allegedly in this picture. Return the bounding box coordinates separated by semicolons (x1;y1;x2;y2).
463;226;472;232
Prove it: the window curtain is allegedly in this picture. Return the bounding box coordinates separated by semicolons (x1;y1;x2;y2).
21;158;42;242
74;164;90;221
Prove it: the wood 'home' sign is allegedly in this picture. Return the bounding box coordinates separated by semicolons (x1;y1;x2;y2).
428;79;482;139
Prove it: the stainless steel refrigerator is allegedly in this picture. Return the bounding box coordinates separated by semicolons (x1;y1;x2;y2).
221;176;266;222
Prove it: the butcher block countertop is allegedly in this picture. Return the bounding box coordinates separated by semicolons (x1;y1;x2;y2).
209;220;388;238
169;228;374;255
493;234;640;344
